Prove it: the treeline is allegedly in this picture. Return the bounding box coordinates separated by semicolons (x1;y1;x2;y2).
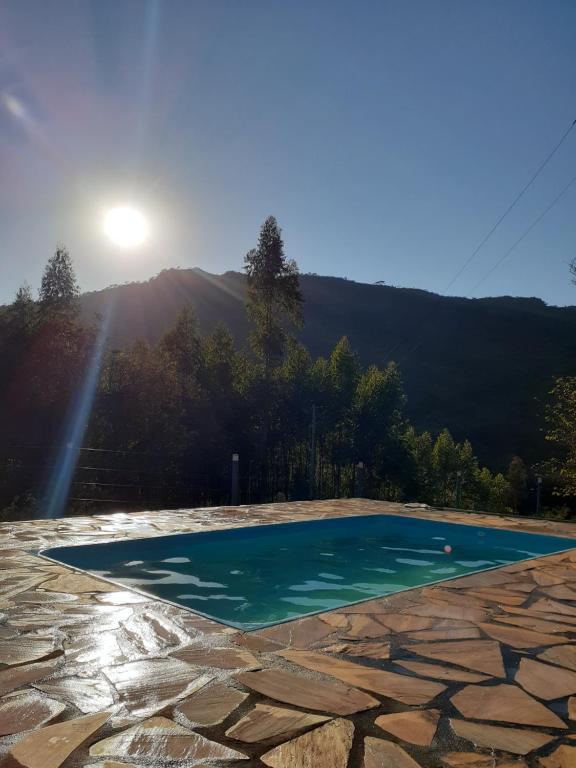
93;327;513;511
0;218;567;519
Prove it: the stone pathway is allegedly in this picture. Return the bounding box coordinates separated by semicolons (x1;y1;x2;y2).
0;499;575;767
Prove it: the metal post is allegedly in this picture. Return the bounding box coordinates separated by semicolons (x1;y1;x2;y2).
455;470;462;508
231;453;240;506
355;462;364;498
536;475;542;516
308;404;317;499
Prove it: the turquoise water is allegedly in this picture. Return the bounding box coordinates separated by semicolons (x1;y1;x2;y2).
41;514;575;630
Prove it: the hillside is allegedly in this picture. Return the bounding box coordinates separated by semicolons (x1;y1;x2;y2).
80;268;576;469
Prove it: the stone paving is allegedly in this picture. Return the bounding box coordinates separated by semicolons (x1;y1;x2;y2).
0;499;575;767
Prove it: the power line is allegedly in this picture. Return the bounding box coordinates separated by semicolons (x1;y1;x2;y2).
398;172;576;364
469;173;576;295
445;118;576;292
393;117;576;365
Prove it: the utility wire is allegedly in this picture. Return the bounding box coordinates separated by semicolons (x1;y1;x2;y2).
398;171;576;364
393;118;576;365
468;173;576;296
445;118;576;292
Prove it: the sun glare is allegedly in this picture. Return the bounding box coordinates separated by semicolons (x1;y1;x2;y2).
104;206;149;248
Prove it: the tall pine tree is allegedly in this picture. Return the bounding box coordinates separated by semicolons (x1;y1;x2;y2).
244;217;303;477
39;246;79;310
244;216;302;373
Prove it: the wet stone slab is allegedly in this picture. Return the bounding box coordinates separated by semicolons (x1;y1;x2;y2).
404;626;482;641
12;590;79;604
102;658;214;720
0;636;60;667
116;610;186;657
374;709;440;747
450;683;566;728
175;682;248;726
260;717;353;768
95;591;151;605
34;675;116;713
277;649;446;704
4;711;110;768
0;689;66;736
515;656;576;700
236;668;379;715
449;719;555;756
1;499;576;768
495;613;576;634
477;621;569;648
393;659;490;683
171;645;261;670
538;644;576;670
89;716;248;762
399;638;505;677
363;737;422;768
0;657;63;696
258;616;338;648
226;703;331;743
42;573;113;593
63;632;125;670
321;640;391;659
340;614;391;639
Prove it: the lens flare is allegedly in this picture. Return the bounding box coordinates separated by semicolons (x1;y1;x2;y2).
42;301;114;518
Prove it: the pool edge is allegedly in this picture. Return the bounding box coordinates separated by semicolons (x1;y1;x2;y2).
36;510;576;633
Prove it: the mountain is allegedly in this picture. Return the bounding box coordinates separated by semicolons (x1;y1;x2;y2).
80;268;576;469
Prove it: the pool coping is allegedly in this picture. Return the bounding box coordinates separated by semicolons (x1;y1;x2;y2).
3;498;576;768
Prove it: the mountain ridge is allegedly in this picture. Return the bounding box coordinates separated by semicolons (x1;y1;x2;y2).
78;267;576;470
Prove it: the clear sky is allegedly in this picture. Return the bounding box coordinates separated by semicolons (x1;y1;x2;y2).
1;0;575;306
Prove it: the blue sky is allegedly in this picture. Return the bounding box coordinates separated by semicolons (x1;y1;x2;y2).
1;0;575;305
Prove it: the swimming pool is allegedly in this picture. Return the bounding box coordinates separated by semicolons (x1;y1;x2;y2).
40;513;575;630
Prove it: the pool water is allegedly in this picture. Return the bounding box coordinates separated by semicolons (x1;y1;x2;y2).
40;513;575;630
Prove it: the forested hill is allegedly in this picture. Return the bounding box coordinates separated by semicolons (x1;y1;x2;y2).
80;268;576;469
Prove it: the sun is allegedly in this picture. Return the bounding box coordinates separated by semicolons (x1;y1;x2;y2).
104;206;149;248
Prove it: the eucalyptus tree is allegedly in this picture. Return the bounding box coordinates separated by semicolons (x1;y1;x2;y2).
244;216;302;374
244;216;302;478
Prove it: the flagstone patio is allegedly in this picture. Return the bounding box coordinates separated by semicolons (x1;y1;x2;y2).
0;498;576;767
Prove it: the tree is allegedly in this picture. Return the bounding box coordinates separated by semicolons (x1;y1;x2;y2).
39;246;79;309
475;468;510;514
13;282;34;314
546;377;576;495
160;306;203;381
4;283;36;340
432;429;459;505
244;217;303;476
354;362;408;497
404;428;435;502
0;261;95;520
506;456;528;513
244;216;302;372
158;307;207;469
6;237;561;517
202;322;248;458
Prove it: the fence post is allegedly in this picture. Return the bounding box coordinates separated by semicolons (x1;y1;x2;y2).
308;403;317;500
536;475;542;516
355;461;364;498
231;453;240;506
